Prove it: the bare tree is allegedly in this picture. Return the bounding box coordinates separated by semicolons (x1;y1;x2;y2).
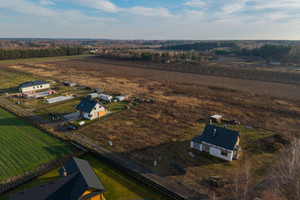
231;160;252;200
272;137;300;200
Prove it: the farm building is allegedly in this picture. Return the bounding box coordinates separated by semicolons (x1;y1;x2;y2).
8;157;106;200
211;114;222;123
89;93;98;98
76;98;107;120
18;80;50;93
190;124;241;161
116;96;125;101
64;81;76;87
98;94;113;101
120;93;131;100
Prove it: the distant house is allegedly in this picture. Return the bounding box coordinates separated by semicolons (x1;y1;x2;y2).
76;98;107;120
8;157;106;200
120;93;131;100
190;124;241;161
98;94;112;101
211;114;222;123
19;80;50;93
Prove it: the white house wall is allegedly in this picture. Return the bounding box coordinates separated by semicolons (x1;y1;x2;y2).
20;83;50;93
209;147;233;161
190;141;202;151
82;104;106;120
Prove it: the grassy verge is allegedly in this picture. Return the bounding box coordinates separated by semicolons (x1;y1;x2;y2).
0;154;166;200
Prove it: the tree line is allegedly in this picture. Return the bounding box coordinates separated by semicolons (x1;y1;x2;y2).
163;41;238;51
0;47;85;60
96;50;201;62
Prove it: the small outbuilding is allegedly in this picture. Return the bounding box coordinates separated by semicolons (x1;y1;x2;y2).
98;94;113;101
76;98;107;120
116;96;125;101
89;93;98;98
211;114;222;123
19;80;50;93
120;93;131;100
190;124;241;161
95;88;104;93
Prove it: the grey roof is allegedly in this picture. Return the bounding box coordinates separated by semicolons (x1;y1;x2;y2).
76;98;104;113
192;124;239;150
19;80;48;88
59;157;106;193
8;157;106;200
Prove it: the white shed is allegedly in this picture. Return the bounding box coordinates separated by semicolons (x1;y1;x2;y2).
116;96;125;101
98;94;113;101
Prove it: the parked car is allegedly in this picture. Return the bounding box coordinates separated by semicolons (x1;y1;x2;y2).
67;125;76;130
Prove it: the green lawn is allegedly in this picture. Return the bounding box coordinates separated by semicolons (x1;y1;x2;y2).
0;154;166;200
0;108;74;182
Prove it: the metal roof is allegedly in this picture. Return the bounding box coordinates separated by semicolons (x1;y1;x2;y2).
192;124;239;150
19;80;49;88
211;114;222;119
76;98;104;113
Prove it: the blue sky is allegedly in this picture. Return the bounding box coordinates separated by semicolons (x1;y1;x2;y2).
0;0;299;39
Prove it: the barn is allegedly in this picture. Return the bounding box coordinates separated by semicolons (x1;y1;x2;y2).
76;98;107;120
190;124;242;161
19;80;50;93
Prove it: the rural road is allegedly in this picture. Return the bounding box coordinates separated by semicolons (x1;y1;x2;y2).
0;97;207;200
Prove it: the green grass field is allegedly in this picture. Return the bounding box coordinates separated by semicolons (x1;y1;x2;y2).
0;154;166;200
0;107;74;182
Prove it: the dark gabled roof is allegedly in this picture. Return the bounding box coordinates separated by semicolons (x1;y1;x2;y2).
59;157;106;194
76;98;103;113
192;124;239;150
8;172;80;200
19;80;48;88
8;157;106;200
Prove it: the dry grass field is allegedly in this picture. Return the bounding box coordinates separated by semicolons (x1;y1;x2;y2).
1;59;299;197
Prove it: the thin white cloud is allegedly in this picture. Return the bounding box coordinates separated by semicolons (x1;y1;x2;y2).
39;0;54;6
125;6;178;18
184;0;207;8
0;0;56;16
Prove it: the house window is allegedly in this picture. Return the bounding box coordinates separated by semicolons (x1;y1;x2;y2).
94;107;96;110
89;114;92;117
33;87;35;89
40;85;43;88
221;151;228;156
37;86;39;88
99;106;101;108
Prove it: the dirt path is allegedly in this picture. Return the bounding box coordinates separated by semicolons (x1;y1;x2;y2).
0;97;207;200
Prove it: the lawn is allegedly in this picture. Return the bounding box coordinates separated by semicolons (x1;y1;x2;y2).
0;107;74;182
0;154;166;200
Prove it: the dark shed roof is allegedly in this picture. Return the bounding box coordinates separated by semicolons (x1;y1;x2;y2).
19;80;49;88
76;98;103;113
8;157;106;200
192;124;239;150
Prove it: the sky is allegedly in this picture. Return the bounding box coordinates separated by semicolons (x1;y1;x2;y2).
0;0;300;40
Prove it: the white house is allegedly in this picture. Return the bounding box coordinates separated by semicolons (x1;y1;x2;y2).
76;98;107;120
98;94;112;101
19;80;50;93
190;124;241;161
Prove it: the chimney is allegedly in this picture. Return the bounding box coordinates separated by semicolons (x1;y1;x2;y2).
62;167;67;177
224;124;227;129
213;128;217;136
